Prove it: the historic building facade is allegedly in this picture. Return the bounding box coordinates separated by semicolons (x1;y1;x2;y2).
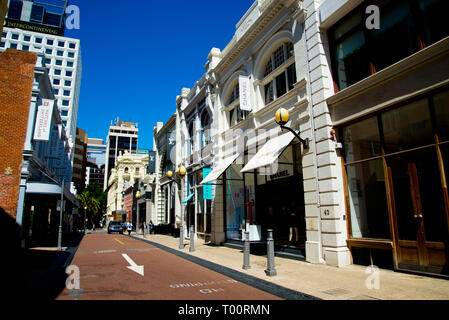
303;0;449;275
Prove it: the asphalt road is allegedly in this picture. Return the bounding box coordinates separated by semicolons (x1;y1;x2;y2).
56;232;283;300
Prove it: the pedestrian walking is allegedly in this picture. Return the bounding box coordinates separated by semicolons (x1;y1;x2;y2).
148;220;154;234
127;221;133;235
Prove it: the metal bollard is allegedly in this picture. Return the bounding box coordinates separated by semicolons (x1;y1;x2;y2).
265;229;277;276
242;231;251;270
189;224;195;252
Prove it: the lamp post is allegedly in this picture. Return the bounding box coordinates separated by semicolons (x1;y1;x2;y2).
275;108;309;150
83;206;87;234
167;165;186;249
57;178;64;251
136;190;143;237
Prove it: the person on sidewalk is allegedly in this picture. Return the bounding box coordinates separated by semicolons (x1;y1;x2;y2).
148;220;154;235
127;221;133;235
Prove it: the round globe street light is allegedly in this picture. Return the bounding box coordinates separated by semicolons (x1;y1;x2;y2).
167;165;187;249
274;108;309;150
135;190;141;199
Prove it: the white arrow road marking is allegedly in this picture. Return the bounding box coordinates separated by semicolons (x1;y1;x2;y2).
122;253;144;276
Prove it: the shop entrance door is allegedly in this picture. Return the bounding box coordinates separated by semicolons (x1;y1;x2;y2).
388;147;449;275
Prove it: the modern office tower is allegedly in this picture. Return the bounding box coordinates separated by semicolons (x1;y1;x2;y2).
104;120;139;190
72;127;88;193
86;138;107;187
1;0;82;168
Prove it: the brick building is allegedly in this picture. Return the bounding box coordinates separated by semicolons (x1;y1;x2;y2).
0;49;78;247
0;49;36;219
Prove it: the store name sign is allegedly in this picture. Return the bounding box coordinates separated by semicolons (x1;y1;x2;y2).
268;167;294;181
239;75;252;111
203;168;212;200
33;99;54;141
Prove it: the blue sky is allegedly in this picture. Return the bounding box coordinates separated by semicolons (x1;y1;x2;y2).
65;0;254;150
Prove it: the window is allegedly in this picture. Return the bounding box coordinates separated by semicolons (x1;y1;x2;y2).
53;89;59;95
64;80;72;87
262;42;296;104
68;52;75;58
35;37;43;44
58;41;65;47
11;34;19;40
69;43;76;49
45;48;52;54
66;71;73;77
44;58;51;64
66;61;74;67
1;32;6;38
227;82;250;127
23;35;31;42
56;50;63;56
63;90;70;96
10;43;17;49
55;59;62;66
329;0;449;91
62;100;69;106
54;69;61;75
46;39;54;45
53;79;60;85
61;110;68;117
188;121;195;155
0;42;4;48
62;120;67;126
200;111;211;148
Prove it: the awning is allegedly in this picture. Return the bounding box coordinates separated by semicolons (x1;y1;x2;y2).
182;193;194;204
241;132;295;173
26;181;80;207
200;153;240;185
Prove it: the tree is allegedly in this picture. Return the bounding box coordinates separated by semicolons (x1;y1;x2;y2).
77;183;106;225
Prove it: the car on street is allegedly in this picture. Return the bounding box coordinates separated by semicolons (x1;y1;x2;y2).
108;221;123;234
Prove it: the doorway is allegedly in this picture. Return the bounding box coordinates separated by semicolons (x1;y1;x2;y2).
388;147;449;274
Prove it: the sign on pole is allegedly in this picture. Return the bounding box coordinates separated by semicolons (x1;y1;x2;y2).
203;168;212;200
33;99;54;141
239;75;252;111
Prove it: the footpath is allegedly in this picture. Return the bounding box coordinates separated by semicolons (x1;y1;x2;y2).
132;232;449;300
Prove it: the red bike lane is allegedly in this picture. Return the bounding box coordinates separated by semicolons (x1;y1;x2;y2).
57;232;282;300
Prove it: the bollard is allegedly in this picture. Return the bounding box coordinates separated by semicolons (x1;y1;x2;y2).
265;229;277;276
242;231;251;270
189;224;195;252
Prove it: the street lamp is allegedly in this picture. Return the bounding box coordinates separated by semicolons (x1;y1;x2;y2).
57;178;64;251
167;165;186;249
275;108;309;150
83;205;87;234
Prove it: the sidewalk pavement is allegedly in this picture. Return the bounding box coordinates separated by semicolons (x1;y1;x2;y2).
132;232;449;300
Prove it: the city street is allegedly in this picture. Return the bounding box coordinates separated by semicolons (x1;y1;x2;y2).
56;231;283;300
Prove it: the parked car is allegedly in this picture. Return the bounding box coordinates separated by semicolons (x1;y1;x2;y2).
108;221;123;234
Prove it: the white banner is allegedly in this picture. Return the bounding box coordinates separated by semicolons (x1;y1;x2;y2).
239;75;252;111
33;99;54;141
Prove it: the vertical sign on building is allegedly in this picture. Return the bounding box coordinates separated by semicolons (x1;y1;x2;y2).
167;130;176;164
239;75;252;111
147;151;156;174
33;99;54;141
203;168;212;200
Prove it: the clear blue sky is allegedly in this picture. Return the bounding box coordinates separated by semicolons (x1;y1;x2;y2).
65;0;254;150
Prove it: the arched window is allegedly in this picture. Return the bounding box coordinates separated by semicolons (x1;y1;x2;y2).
262;41;296;104
124;167;129;173
200;111;211;148
188;121;195;156
227;82;250;127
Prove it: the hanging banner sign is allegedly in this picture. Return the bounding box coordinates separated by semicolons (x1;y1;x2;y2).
239;75;252;111
33;99;54;141
147;151;156;174
203;168;212;200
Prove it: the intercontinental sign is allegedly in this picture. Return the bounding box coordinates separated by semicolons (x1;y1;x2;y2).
5;18;64;36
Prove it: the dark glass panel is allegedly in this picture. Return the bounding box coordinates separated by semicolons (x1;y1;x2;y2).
346;159;390;239
418;0;449;47
382;99;433;153
343;116;381;162
433;90;449;142
275;72;287;98
287;63;297;90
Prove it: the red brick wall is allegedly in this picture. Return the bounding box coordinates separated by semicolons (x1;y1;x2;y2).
0;49;37;219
